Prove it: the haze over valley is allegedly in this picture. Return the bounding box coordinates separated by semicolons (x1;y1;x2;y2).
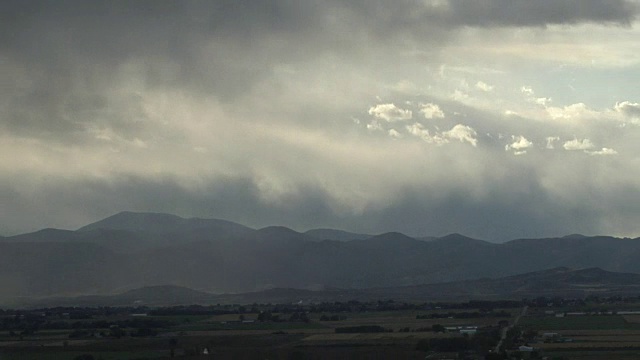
2;211;640;307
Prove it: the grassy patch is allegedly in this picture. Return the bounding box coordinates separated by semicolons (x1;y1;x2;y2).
0;350;168;360
145;314;210;324
176;321;327;331
521;315;640;331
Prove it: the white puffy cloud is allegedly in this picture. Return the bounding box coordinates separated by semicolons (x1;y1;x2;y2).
615;101;640;118
406;123;478;147
406;123;439;143
521;86;553;107
366;120;384;131
520;86;535;96
587;148;618;156
563;138;595;151
475;81;494;92
561;139;618;156
420;103;445;119
519;90;637;125
388;129;402;138
451;90;470;101
546;136;560;149
505;135;534;154
535;97;552;106
368;103;413;122
508;136;534;150
547;103;596;120
442;124;478;147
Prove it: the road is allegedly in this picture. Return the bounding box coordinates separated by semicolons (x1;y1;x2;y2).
494;305;528;353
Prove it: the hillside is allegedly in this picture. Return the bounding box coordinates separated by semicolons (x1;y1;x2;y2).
23;267;640;307
304;228;372;241
2;211;640;304
78;211;254;238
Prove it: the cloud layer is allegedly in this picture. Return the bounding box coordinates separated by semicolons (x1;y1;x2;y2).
1;0;640;241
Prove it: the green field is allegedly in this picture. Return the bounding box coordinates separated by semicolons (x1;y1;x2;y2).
175;321;328;331
145;315;211;324
514;314;640;359
521;315;640;331
0;350;169;360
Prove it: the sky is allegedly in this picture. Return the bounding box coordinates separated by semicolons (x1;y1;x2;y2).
1;0;640;241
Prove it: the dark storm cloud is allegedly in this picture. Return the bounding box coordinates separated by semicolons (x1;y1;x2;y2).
447;0;638;27
1;0;639;239
3;0;636;138
0;173;335;236
3;0;636;65
360;185;601;242
3;167;635;241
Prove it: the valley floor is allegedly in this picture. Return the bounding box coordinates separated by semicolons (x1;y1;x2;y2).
5;297;640;359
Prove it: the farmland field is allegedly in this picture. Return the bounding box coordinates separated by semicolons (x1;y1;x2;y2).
623;315;640;323
0;303;513;359
520;312;640;359
520;314;640;330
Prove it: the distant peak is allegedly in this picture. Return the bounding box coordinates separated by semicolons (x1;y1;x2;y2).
377;231;409;237
120;285;215;300
365;232;420;244
78;211;185;232
258;225;300;234
562;233;587;239
443;232;469;238
304;228;371;241
113;211;182;219
369;232;418;242
438;233;477;242
101;211;184;222
572;267;608;274
125;284;189;292
256;226;304;240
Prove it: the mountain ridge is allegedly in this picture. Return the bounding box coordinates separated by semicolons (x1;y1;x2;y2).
2;211;640;304
78;211;254;237
304;228;372;241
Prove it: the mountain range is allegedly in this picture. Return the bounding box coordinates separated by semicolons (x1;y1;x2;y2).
2;211;640;306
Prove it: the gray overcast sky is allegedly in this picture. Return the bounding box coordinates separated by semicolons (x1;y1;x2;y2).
1;0;640;241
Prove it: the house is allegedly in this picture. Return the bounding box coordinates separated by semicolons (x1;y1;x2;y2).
444;326;478;334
